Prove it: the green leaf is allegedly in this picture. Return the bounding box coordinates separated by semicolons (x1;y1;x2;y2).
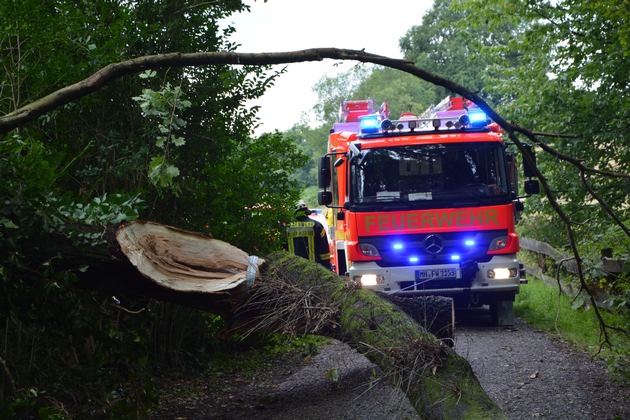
139;70;157;79
2;218;19;229
164;165;180;179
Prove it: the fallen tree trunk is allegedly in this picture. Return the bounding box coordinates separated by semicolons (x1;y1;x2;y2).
15;220;503;418
113;220;260;316
234;252;503;418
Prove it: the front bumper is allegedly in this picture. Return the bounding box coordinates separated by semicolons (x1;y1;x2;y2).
349;255;521;298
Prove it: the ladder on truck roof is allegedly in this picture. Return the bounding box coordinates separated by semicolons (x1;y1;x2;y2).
420;96;479;119
333;99;389;133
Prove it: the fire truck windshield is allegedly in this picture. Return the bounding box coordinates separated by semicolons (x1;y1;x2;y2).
350;143;510;208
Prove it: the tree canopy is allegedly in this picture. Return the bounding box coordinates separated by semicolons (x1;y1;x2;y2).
458;0;630;231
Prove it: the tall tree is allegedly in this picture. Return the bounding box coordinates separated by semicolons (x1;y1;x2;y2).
399;0;521;105
459;0;630;250
311;64;372;124
284;123;331;192
353;66;435;117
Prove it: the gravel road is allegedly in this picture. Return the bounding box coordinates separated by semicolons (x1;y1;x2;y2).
455;308;630;420
153;308;629;419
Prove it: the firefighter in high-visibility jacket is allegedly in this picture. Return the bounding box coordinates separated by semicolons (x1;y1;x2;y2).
286;201;331;269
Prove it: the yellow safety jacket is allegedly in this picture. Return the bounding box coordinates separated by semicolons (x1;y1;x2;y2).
286;214;330;268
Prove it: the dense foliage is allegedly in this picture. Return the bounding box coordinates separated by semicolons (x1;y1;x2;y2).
459;0;630;231
0;0;307;416
453;0;630;313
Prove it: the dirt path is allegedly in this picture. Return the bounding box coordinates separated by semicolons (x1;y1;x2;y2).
455;309;630;420
152;339;421;419
152;310;629;419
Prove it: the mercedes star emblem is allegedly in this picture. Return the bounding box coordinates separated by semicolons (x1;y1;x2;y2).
424;235;444;254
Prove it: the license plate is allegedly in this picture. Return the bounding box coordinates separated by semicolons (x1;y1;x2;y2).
415;268;457;280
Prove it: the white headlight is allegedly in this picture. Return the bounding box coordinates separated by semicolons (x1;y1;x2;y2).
354;274;384;286
487;268;517;279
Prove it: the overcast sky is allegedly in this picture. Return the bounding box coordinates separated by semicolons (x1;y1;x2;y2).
220;0;434;134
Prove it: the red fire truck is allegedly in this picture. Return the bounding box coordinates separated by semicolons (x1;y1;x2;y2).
317;97;539;325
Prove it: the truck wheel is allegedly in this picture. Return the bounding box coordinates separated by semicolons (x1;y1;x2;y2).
489;301;514;326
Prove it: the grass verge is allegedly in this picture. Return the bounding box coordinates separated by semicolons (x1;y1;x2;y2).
515;277;630;380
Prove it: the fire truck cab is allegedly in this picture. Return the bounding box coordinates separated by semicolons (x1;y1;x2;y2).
318;97;539;325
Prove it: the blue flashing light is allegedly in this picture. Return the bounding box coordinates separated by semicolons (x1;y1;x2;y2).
393;243;404;251
450;255;461;261
468;111;488;127
464;240;475;247
360;114;381;134
409;256;419;263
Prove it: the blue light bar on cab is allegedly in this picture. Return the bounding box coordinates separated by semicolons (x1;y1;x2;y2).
359;114;381;134
468;111;488;127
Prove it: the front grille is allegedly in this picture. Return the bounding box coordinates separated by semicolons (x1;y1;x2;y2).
361;229;507;267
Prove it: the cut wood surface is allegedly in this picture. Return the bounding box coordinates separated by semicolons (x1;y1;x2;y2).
116;220;260;293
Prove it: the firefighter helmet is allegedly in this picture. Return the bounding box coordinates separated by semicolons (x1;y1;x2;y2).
295;200;312;215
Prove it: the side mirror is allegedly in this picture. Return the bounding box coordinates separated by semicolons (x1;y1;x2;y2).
318;156;331;189
318;191;332;206
524;179;540;195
